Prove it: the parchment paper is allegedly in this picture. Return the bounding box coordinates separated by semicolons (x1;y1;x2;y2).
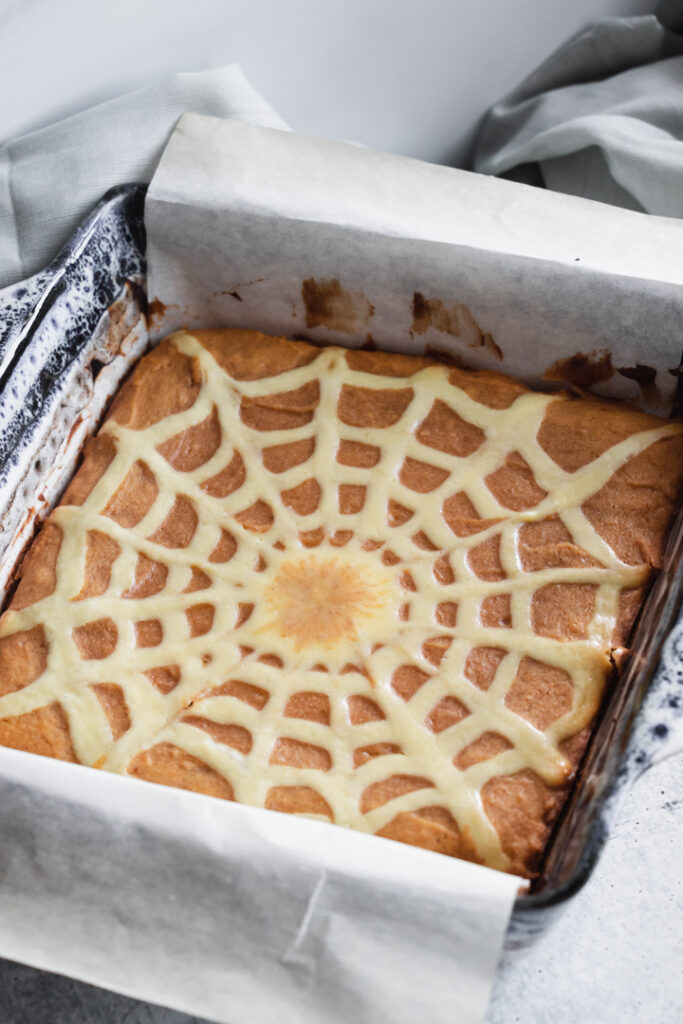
142;114;683;1019
7;111;683;1024
0;270;523;1024
0;746;520;1024
147;114;683;415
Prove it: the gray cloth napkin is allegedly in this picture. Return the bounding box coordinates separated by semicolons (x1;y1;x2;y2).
0;64;287;290
473;12;683;217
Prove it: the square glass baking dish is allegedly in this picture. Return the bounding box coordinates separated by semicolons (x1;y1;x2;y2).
1;183;681;949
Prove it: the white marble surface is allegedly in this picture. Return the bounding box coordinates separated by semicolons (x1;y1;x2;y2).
0;1;681;1021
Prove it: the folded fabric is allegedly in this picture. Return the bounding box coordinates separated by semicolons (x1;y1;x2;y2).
0;64;288;290
473;13;683;217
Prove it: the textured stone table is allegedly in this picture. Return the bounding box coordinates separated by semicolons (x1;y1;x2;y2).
1;755;680;1024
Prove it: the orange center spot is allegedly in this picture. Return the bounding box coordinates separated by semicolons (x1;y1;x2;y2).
264;556;388;650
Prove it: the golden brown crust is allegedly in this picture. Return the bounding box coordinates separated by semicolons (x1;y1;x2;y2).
377;806;481;863
73;531;121;601
61;434;117;507
583;435;683;567
0;704;78;762
537;395;666;473
108;338;202;429
517;516;602;572
102;461;158;529
11;522;63;611
129;742;235;800
91;683;131;740
157;405;222;472
0;626;48;696
196;329;317;381
344;348;435;378
481;769;561;877
265;784;333;819
504;658;574;732
448;366;527;410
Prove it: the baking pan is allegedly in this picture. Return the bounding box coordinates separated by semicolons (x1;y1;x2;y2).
1;183;681;949
0;183;148;598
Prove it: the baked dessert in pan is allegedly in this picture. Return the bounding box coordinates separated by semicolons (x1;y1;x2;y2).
0;328;681;878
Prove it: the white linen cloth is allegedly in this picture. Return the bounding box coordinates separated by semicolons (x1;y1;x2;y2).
0;64;287;289
473;12;683;216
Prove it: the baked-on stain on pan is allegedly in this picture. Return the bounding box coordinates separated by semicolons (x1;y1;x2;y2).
410;291;503;360
545;350;662;405
301;277;375;334
544;350;615;390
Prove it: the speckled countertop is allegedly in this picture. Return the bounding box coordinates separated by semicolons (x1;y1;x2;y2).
0;755;680;1024
488;756;683;1024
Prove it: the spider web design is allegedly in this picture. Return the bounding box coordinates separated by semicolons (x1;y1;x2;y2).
0;331;677;872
